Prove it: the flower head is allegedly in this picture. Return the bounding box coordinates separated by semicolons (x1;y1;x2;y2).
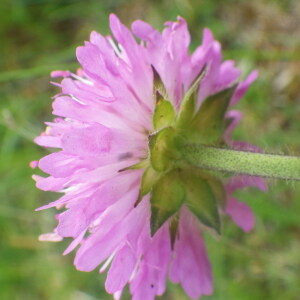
34;14;267;299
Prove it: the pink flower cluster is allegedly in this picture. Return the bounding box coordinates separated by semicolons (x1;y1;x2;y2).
34;15;267;299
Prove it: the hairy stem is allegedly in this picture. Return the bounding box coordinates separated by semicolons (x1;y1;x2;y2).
184;144;300;180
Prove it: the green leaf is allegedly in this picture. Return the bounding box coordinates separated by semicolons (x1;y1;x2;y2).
135;166;161;207
176;65;207;128
187;85;237;144
181;169;221;234
150;169;185;236
149;127;181;172
153;99;176;131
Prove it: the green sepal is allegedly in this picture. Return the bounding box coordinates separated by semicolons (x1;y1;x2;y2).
176;65;207;128
150;169;185;236
152;65;168;100
206;176;226;210
169;214;179;250
149;127;181;172
191;169;227;209
153;99;176;131
181;169;221;234
135;166;161;207
118;159;149;172
187;85;237;144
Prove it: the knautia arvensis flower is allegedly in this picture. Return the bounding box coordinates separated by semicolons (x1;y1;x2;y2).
33;14;268;300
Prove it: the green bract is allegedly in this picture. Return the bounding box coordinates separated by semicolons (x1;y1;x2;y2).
153;98;175;131
135;67;236;236
150;169;185;235
181;168;221;234
149;127;182;172
185;85;236;144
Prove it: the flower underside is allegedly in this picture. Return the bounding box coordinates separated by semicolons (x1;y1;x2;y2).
34;14;268;300
125;65;235;238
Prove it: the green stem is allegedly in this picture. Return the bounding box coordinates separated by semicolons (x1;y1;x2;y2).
184;144;300;180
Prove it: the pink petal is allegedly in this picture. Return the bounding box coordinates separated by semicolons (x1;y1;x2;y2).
63;229;87;255
105;245;137;293
130;225;171;299
39;232;63;242
39;152;81;178
34;135;61;148
197;41;222;106
226;197;255;232
29;160;39;169
225;176;267;231
34;175;70;192
51;70;71;78
74;193;146;272
230;70;259;106
132;20;160;44
224;110;243;142
227;175;268;194
214;60;241;93
170;209;213;298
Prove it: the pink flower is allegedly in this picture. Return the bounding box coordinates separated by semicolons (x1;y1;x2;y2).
34;14;267;299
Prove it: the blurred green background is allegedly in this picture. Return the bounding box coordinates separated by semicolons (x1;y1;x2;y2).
1;0;300;299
